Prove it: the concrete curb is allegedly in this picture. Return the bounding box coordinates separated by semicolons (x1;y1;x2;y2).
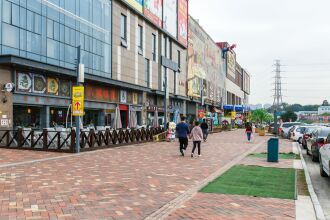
144;140;267;220
295;142;326;220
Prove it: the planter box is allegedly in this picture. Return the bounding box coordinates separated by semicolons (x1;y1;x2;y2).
259;130;265;136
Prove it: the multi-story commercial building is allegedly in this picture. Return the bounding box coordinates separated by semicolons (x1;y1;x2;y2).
216;42;250;112
187;16;226;122
0;0;113;129
112;0;188;127
0;0;189;130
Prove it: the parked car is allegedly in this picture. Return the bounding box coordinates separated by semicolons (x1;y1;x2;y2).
279;122;302;138
319;132;330;177
291;125;316;144
306;127;330;162
302;127;319;149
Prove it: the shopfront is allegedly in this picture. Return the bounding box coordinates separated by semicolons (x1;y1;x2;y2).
146;105;165;126
186;101;197;123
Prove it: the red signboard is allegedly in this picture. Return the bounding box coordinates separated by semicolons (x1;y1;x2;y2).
144;0;163;27
177;0;188;46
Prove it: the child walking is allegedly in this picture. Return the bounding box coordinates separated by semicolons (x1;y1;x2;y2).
190;121;203;158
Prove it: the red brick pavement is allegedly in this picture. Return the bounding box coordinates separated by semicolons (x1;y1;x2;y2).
0;149;64;166
0;130;267;219
166;135;297;220
166;193;295;220
254;138;293;154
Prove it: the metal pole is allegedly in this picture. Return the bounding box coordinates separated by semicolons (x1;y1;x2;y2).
75;46;81;153
164;68;168;130
200;78;203;112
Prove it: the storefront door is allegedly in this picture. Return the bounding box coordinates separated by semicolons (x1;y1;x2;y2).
119;104;128;128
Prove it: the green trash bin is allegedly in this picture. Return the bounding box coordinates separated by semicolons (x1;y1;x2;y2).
267;138;279;162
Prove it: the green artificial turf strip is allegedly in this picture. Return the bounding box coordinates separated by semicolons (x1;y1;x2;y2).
249;152;296;159
200;165;295;199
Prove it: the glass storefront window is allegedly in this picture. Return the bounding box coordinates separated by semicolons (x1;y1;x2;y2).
13;106;41;129
50;108;70;127
0;0;112;78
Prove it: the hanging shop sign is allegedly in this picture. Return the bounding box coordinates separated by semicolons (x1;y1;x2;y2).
120;90;127;103
32;74;46;94
132;92;138;105
72;86;84;116
144;0;163;27
47;78;59;95
59;80;70;97
177;0;188;46
163;0;177;38
17;73;32;92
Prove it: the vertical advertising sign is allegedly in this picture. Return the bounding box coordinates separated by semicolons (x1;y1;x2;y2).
144;0;163;27
125;0;144;13
227;51;236;79
177;0;188;46
72;86;84;116
163;0;177;38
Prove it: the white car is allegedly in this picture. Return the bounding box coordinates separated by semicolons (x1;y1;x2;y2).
291;125;316;144
319;133;330;177
279;122;302;138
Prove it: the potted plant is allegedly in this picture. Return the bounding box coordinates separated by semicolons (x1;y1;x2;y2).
251;109;274;136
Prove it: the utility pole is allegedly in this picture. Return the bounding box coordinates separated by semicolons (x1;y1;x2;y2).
273;60;283;136
75;46;82;153
164;68;168;130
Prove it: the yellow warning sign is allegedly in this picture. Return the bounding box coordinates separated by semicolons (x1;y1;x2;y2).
72;86;84;116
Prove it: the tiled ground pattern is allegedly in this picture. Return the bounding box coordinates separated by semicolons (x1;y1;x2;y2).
166;193;295;220
0;130;266;219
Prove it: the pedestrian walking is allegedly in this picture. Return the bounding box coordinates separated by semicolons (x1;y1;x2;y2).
176;116;190;156
245;123;253;142
200;119;209;142
190;121;203;158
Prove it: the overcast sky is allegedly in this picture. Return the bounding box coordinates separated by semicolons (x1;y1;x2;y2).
189;0;330;105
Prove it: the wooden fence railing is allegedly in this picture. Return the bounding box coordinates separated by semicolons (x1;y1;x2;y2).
0;127;164;153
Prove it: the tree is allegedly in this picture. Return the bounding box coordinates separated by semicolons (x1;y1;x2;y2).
252;109;274;126
322;100;329;106
281;111;298;122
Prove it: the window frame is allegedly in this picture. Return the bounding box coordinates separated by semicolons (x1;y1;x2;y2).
152;33;156;61
120;14;127;47
138;24;143;54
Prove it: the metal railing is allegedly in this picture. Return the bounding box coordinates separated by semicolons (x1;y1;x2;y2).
0;127;164;153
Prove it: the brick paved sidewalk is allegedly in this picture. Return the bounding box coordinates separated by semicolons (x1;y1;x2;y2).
166;135;297;220
0;129;266;220
0;149;64;166
167;193;295;220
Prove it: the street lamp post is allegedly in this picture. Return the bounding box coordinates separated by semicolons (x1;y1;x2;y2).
75;45;81;153
164;68;168;130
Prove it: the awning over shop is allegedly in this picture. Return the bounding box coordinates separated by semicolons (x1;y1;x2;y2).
223;105;250;112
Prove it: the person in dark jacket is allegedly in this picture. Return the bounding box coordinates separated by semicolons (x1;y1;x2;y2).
200;119;209;142
245;123;253;142
176;116;190;156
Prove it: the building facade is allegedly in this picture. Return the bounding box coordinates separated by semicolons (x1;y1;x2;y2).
0;0;189;130
0;0;113;129
0;0;251;130
187;16;226;122
113;0;188;126
216;42;249;109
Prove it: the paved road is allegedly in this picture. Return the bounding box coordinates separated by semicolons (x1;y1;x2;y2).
0;130;266;220
300;145;330;220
